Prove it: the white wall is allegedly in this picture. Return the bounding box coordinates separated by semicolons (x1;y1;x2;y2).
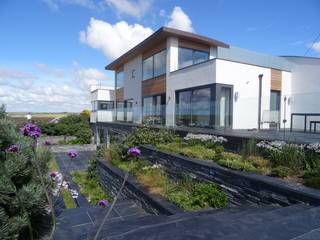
216;59;271;129
166;59;216;126
280;71;292;129
90;89;114;101
283;57;320;130
123;54;143;123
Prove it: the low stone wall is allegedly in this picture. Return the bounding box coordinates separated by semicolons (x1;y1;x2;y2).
97;158;184;215
140;145;320;207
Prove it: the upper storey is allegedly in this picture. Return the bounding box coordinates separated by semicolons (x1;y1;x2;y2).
105;27;229;71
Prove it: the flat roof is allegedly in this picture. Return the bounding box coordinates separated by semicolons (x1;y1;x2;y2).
105;27;229;71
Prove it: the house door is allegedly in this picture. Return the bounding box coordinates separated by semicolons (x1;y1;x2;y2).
219;87;232;128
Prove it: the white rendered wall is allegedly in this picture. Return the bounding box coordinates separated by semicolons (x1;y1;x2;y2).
280;71;292;129
283;57;320;130
166;59;216;126
215;59;271;130
123;55;143;124
90;89;114;101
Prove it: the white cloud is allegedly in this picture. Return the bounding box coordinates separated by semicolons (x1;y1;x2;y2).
105;0;152;19
34;62;65;78
80;18;153;59
73;61;111;90
42;0;97;11
0;67;37;89
167;6;194;33
311;41;320;53
0;63;112;112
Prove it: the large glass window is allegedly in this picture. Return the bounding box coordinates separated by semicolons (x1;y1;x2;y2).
143;57;153;80
143;94;165;125
154;50;166;77
116;71;124;89
143;50;166;80
176;87;212;127
178;47;209;69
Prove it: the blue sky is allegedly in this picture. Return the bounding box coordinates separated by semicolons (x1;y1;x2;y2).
0;0;319;112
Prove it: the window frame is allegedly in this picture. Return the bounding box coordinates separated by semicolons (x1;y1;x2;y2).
115;71;124;89
142;49;166;81
178;47;209;70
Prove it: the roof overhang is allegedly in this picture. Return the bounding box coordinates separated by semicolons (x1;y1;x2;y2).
105;27;229;71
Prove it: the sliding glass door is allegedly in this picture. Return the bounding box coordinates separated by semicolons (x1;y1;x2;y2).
176;86;212;127
142;94;165;125
176;84;233;128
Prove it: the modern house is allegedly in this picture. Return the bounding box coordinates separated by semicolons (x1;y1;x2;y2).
91;27;320;132
90;85;114;123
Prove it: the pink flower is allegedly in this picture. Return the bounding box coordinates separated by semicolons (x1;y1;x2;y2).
8;144;19;153
67;149;78;159
98;199;109;208
128;147;141;157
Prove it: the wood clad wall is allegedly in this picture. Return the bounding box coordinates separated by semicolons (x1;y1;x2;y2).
142;42;166;60
179;39;210;52
142;75;166;96
116;88;124;101
271;69;282;91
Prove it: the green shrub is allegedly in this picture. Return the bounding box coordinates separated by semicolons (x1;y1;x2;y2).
157;142;216;160
0;106;50;239
271;166;292;177
267;145;305;170
87;154;98;180
193;183;228;209
71;170;112;205
123;127;177;147
37;114;92;144
218;158;259;173
213;145;225;161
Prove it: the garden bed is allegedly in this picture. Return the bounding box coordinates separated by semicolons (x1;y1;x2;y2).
97;158;184;215
140;145;320;206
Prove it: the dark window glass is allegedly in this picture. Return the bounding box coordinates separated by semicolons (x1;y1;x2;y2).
176;87;212;127
193;50;209;64
192;88;211;126
154;50;166;77
178;47;209;69
116;71;124;89
270;91;281;111
178;48;193;69
99;101;114;110
143;56;153;80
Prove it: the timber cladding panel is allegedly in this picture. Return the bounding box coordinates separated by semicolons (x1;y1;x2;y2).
142;75;166;96
271;69;282;91
179;38;210;52
116;88;124;101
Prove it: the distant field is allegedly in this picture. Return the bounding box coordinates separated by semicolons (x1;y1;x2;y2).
8;112;77;127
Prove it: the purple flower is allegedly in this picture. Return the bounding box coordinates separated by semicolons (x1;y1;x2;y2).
44;140;51;146
128;147;141;157
49;171;57;178
8;144;19;153
67;149;78;159
20;123;41;139
98;199;109;208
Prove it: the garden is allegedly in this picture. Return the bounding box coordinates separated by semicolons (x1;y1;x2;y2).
0;106;108;239
107;127;320;190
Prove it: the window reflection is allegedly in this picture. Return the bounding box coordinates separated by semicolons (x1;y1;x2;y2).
143;94;165;125
143;50;166;80
116;71;124;89
176;87;211;127
178;47;209;69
